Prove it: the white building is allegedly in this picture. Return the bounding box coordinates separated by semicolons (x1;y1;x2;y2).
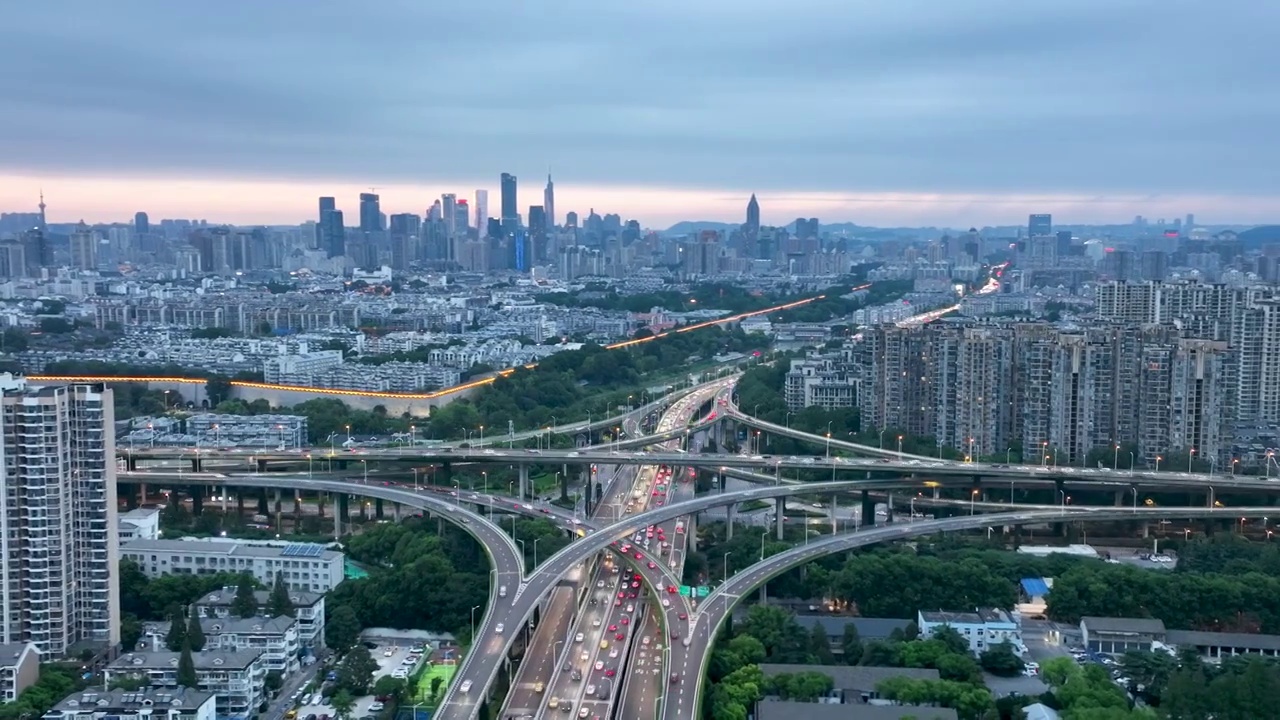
120;540;344;594
106;650;266;720
917;608;1023;655
0;375;119;656
140;617;299;677
196;587;326;651
43;688;216;720
119;507;162;543
0;642;40;702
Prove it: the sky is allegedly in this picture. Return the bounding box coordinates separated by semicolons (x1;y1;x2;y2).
1;1;1277;229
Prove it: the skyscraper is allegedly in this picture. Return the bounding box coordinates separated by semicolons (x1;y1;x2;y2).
1028;213;1052;237
70;221;98;270
359;193;382;232
500;173;518;228
544;174;556;228
134;211;149;235
321;209;345;258
442;194;457;237
0;375;119;656
528;205;547;263
317;197;335;248
746;194;760;235
475;190;489;238
455;199;469;238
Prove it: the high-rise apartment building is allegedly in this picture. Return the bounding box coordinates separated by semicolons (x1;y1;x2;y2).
134;212;149;236
70;222;98;270
455;200;469;239
475;190;489;238
358;193;382;232
0;376;119;656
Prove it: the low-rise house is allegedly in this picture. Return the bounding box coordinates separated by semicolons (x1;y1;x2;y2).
195;587;325;651
917;609;1022;654
106;650;266;720
43;688;216;720
0;642;40;702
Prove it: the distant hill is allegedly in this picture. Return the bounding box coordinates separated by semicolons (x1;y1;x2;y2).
662;221;737;235
1239;225;1280;248
661;219;943;239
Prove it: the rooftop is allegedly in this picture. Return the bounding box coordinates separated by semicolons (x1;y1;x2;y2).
1081;617;1168;635
1166;629;1280;652
197;587;323;608
47;688;214;715
110;649;263;671
756;700;958;720
122;538;341;561
757;664;940;691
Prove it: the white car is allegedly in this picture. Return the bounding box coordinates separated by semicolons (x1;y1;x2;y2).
592;618;602;627
662;598;670;607
369;703;384;713
575;633;585;643
594;661;604;671
495;623;505;634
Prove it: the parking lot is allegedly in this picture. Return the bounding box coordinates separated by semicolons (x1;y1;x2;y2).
291;643;426;720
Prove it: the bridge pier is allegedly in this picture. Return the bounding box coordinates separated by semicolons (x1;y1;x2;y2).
190;486;204;516
138;483;148;505
687;514;698;553
393;503;401;522
775;498;785;540
333;494;343;539
315;494;323;519
274;489;283;531
932;486;940;500
237;491;245;516
258;489;269;516
190;457;202;472
726;505;736;539
257;459;268;473
831;494;838;534
1115;490;1125;506
375;498;385;520
338;494;350;531
861;490;875;526
518;465;530;500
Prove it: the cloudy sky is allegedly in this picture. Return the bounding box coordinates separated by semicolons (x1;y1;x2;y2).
1;1;1277;228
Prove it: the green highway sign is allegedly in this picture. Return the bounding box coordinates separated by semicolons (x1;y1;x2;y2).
696;586;710;597
679;585;692;597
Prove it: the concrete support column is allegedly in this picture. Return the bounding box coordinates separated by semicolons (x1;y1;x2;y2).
191;486;204;516
237;491;245;516
687;515;698;553
257;489;269;516
831;494;838;534
127;456;138;472
191;457;201;472
861;490;875;526
359;499;368;520
315;494;324;518
375;498;385;519
932;486;940;500
333;493;343;539
519;464;531;500
393;503;401;521
256;459;268;474
139;483;149;505
338;494;350;527
274;489;283;531
1114;490;1125;507
775;498;785;540
123;487;138;511
726;505;736;539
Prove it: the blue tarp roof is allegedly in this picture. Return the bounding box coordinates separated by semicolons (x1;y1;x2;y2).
1021;577;1051;597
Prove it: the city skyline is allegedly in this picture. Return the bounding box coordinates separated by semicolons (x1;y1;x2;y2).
2;2;1278;228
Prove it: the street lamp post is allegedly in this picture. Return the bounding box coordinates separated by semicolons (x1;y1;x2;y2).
1042;441;1048;467
1006;448;1013;465
759;529;769;561
879;429;886;450
897;435;904;456
533;537;541;567
479;425;485;448
470;604;481;639
1130;486;1138;512
722;551;731;582
1156;455;1163;473
307;454;312;479
1113;443;1120;470
970;489;978;515
1189;447;1196;471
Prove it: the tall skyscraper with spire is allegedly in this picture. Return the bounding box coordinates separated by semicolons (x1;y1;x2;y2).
38;191;47;233
544;174;556;228
746;193;760;235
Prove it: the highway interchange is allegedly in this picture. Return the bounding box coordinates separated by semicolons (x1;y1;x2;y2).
117;378;1280;720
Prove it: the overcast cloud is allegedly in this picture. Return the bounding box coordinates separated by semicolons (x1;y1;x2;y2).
0;1;1277;225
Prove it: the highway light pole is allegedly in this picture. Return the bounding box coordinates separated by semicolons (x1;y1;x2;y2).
722;551;731;582
759;529;768;561
1130;486;1138;513
470;604;481;639
1114;443;1120;469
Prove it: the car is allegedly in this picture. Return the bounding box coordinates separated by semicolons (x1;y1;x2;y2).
548;697;560;710
600;639;609;650
626;604;634;612
495;623;505;633
633;573;642;581
617;591;625;599
593;618;602;627
667;585;678;594
402;656;418;665
670;630;680;640
459;680;473;693
585;684;596;695
631;581;640;588
580;650;590;662
662;598;670;607
669;673;680;684
391;670;408;679
614;598;623;607
642;636;651;645
647;561;657;569
629;591;638;598
571;669;582;681
382;649;394;657
368;703;384;713
596;580;604;588
615;632;625;641
609;624;618;631
620;616;630;625
634;552;643;559
579;709;590;718
678;613;687;620
540;508;551;514
575;633;585;643
594;661;604;671
604;668;616;677
661;541;670;548
609;648;618;658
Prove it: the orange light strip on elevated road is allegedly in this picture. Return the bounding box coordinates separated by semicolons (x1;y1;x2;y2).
605;294;825;349
29;292;830;401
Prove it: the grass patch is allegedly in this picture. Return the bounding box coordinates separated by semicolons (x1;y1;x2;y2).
413;660;459;706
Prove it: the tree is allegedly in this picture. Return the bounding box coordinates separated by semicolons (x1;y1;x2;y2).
809;623;835;664
265;670;283;695
185;607;206;651
930;626;971;656
268;572;295;617
429;676;444;701
230;574;259;618
108;675;150;691
326;604;361;652
164;605;187;651
176;642;198;688
336;645;379;695
979;641;1025;677
330;689;355;720
371;675;407;701
841;624;863;665
121;614;143;652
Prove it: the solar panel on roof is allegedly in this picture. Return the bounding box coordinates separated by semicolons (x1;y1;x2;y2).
281;543;325;558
